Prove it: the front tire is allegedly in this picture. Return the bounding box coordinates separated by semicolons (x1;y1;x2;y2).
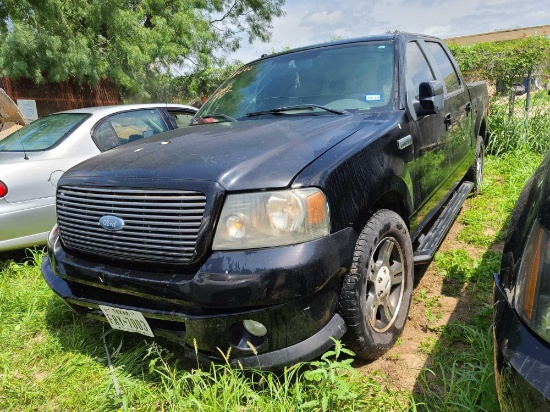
339;210;413;360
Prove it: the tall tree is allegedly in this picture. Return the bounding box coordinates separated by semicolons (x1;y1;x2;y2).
0;0;285;97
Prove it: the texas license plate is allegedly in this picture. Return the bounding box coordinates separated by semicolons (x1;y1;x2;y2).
99;305;154;337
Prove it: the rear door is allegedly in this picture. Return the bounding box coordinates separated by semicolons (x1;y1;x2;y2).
423;40;472;176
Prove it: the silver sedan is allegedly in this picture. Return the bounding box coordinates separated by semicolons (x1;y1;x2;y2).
0;103;197;251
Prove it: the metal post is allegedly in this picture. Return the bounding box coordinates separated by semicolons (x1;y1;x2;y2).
525;68;532;115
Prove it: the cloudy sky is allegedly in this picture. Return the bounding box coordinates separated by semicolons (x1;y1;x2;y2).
229;0;550;63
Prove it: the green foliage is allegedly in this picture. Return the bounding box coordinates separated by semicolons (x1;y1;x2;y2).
450;36;550;116
299;339;359;411
416;325;498;412
143;62;243;104
434;249;501;287
487;91;550;155
0;0;285;98
449;36;550;88
457;150;542;246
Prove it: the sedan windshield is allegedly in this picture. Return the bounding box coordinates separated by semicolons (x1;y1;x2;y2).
195;41;394;122
0;113;89;152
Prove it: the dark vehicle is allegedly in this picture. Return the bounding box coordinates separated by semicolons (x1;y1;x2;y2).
494;153;550;410
42;33;489;369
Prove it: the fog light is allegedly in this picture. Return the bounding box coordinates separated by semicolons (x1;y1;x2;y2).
243;319;267;337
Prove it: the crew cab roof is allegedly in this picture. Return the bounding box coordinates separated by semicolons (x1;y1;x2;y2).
249;32;441;64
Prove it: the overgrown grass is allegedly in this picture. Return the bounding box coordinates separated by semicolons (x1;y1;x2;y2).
411;247;500;411
457;151;542;247
415;323;497;412
487;90;550;156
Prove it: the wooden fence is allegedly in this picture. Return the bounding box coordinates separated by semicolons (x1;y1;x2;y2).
0;77;119;117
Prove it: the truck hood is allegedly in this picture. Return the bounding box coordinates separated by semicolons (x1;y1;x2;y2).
61;112;397;191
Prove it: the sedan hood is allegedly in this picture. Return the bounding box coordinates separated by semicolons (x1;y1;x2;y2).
61;112;397;191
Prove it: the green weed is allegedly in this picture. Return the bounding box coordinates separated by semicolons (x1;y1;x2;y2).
414;325;498;412
487;91;550;156
458;152;541;247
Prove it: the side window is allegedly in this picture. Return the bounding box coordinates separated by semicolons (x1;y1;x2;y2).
406;42;435;101
92;120;120;151
108;109;169;145
168;110;194;128
93;110;170;151
426;42;461;94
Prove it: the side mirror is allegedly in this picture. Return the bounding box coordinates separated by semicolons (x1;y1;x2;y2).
416;80;444;116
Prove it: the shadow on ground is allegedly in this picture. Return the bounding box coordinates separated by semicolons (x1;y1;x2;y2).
408;211;510;411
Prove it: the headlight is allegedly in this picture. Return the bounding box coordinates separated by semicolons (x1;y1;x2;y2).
515;219;550;343
212;188;330;250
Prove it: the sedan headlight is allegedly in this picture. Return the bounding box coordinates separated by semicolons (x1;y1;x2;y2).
212;188;330;250
515;218;550;343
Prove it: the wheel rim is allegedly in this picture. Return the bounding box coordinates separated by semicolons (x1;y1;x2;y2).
365;237;405;333
476;145;484;190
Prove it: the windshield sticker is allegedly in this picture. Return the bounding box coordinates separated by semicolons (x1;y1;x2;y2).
365;94;382;101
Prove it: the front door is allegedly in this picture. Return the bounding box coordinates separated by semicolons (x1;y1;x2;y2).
405;40;452;220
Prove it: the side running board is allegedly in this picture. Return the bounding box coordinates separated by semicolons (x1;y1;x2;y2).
413;181;474;264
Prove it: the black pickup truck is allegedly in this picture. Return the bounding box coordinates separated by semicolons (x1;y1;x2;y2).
42;33;488;369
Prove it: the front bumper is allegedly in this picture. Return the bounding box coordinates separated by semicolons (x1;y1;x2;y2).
493;274;550;411
42;228;355;368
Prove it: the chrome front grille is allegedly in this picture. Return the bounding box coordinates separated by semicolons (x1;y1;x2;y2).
57;186;206;264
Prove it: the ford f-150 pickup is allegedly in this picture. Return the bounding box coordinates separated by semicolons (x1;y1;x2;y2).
42;33;489;369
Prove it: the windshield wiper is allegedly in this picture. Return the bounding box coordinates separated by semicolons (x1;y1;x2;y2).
191;114;237;125
246;104;347;117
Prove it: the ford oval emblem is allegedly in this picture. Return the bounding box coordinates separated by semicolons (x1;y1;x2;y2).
99;215;125;231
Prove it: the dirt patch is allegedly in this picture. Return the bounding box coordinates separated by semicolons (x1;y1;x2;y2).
355;210;484;392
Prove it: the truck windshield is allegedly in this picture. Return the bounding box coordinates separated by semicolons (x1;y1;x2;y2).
0;113;89;152
195;41;395;123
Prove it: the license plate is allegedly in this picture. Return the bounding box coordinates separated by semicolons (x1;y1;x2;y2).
100;305;154;337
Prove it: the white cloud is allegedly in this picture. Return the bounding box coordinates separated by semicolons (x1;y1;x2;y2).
302;10;345;26
424;25;452;37
228;0;550;64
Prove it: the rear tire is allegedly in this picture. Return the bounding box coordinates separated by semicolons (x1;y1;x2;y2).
466;136;484;195
339;210;413;360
